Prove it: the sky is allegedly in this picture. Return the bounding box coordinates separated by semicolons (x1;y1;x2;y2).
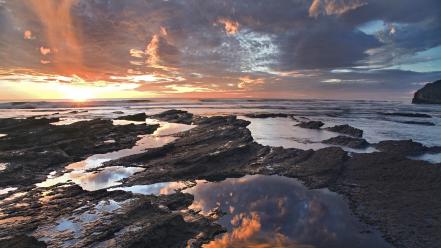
0;0;441;101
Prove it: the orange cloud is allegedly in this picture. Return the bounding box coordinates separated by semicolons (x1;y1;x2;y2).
309;0;366;17
238;76;265;89
40;47;51;55
217;18;240;35
23;30;34;40
28;0;84;76
146;34;161;66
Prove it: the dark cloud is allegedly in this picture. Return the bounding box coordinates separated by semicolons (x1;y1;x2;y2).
0;0;440;98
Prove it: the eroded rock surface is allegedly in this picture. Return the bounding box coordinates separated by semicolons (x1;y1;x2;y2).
116;113;147;121
1;110;441;248
296;120;324;129
374;139;428;156
326;124;363;137
0;118;158;187
323;135;369;149
0;184;223;248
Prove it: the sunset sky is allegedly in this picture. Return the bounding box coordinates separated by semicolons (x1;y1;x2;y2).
0;0;441;100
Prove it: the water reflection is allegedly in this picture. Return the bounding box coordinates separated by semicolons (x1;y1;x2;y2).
182;175;390;248
109;180;207;195
243;117;378;153
0;162;8;171
0;134;7;138
50;118;92;125
37;119;195;191
37;166;144;191
34;199;124;246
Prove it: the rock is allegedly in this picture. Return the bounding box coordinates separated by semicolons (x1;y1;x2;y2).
0;235;46;248
0;184;223;248
322;136;369;149
112;111;124;114
116;112;147;121
412;79;441;104
373;139;427;156
0;118;158;187
284;147;348;188
334;152;441;248
296;121;324;129
150;109;194;124
381;112;432;118
244;113;296;119
398;120;436;126
326;124;363;137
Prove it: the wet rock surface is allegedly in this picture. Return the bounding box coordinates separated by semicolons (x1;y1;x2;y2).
333;152;441;248
326;124;363;137
296;120;324;129
0;117;158;187
1;110;441;247
0;184;223;248
323;135;369;149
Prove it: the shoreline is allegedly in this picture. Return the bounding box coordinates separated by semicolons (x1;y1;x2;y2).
1;110;441;247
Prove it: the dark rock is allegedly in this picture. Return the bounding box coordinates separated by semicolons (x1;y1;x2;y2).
0;118;158;187
0;185;223;248
296;121;324;129
284;147;349;188
112;111;124;114
68;110;88;114
323;136;369;149
116;112;147;121
0;235;46;248
398;120;436;126
373;139;427;156
412;79;441;104
381;112;432;118
333;152;441;248
326;124;363;137
150;109;194;124
244;113;296;119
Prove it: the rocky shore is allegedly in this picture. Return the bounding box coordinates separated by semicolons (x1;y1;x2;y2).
1;110;441;247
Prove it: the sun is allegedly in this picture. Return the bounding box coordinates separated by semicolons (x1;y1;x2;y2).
62;86;95;102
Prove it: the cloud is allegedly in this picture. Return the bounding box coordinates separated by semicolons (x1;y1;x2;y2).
28;0;84;75
23;30;34;40
40;47;51;55
309;0;367;17
217;18;240;35
1;0;441;99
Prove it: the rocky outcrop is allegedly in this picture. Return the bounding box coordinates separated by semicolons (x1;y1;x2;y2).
244;113;296;119
0;118;158;187
373;139;428;156
412;79;441;104
381;112;431;118
322;135;369;149
296;121;324;129
116;112;147;121
2;110;441;248
150;109;194;124
325;124;363;137
0;184;223;248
